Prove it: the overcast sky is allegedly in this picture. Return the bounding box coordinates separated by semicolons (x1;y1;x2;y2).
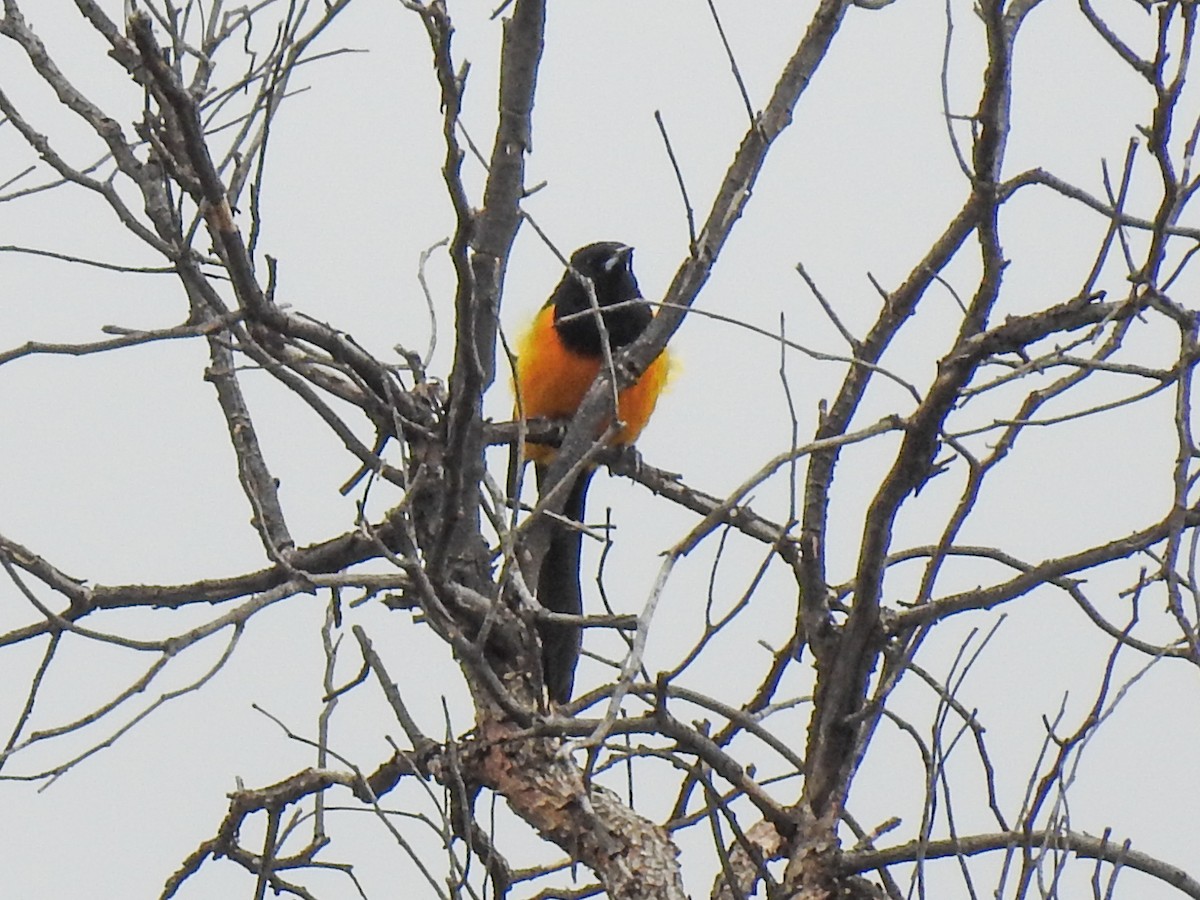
2;0;1197;897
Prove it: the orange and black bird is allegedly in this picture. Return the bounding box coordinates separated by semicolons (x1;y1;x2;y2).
515;242;671;703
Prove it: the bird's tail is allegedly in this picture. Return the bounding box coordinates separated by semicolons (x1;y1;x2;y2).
536;466;595;704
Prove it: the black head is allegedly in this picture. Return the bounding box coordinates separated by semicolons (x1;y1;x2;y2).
551;242;652;357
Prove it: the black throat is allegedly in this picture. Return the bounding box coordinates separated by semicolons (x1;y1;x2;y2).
551;244;652;358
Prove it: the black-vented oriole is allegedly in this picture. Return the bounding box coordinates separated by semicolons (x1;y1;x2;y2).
515;242;671;703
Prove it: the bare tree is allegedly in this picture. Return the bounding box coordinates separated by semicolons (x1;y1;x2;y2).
2;1;1199;898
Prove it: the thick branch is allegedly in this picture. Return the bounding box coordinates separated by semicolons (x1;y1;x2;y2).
532;0;854;585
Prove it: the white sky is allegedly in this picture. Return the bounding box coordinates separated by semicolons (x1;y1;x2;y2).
2;0;1197;897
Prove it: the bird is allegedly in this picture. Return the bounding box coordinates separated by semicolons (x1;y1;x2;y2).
514;242;671;703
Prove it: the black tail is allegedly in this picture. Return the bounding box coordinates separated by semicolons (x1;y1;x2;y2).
535;466;595;704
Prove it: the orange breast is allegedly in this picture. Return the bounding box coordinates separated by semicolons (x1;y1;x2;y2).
514;304;670;463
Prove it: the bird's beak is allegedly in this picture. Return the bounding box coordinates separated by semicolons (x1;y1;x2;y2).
604;244;634;273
